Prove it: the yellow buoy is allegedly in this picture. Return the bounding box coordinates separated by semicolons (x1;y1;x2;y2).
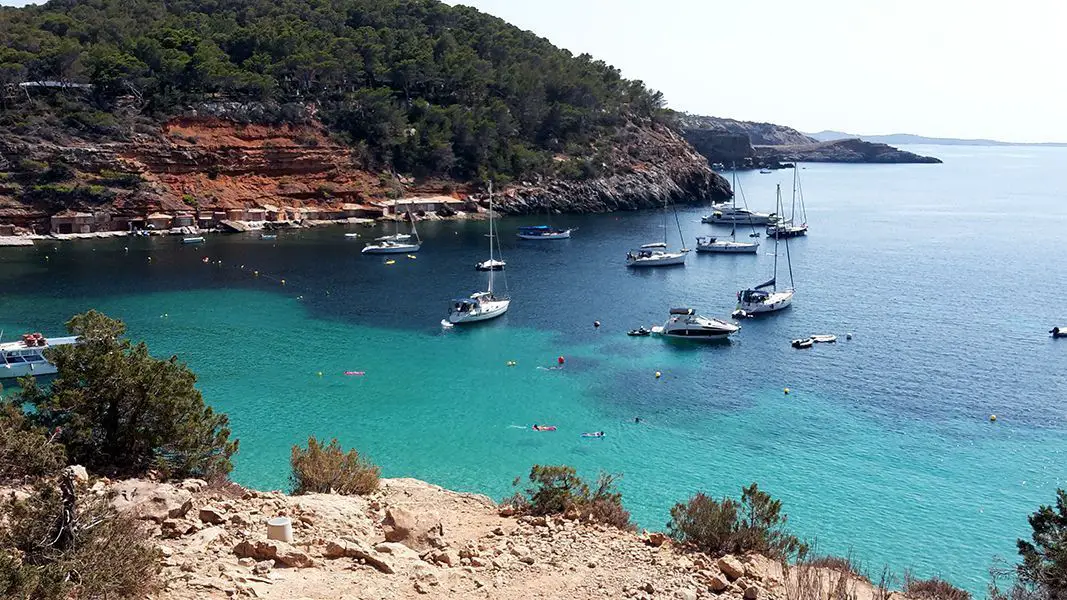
655;371;662;379
385;260;396;265
990;414;997;422
407;254;417;259
317;371;323;377
784;388;791;395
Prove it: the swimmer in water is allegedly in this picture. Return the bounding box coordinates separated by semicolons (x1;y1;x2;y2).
634;417;641;423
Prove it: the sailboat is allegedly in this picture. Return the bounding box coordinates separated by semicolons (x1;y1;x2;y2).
362;204;422;254
696;167;760;254
735;184;795;316
626;196;689;267
517;198;573;239
767;167;809;239
448;182;511;324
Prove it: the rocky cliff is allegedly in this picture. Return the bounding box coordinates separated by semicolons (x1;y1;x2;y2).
88;474;910;600
677;113;941;166
0;111;728;230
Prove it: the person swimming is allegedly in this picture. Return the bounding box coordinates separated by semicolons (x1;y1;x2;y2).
634;417;641;423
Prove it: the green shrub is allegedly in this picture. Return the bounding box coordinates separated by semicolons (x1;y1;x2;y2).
0;473;160;599
290;436;380;495
992;488;1067;600
18;310;237;479
182;194;198;207
97;169;143;188
507;465;633;530
667;483;808;559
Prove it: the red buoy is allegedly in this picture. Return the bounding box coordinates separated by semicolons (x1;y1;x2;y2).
557;356;565;365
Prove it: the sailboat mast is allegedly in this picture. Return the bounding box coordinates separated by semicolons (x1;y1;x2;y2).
772;184;781;291
731;166;737;242
790;167;798;224
488;181;494;294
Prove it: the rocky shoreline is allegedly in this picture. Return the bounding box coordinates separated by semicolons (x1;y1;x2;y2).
64;473;916;600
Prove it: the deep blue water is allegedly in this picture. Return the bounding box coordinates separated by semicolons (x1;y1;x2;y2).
2;144;1066;593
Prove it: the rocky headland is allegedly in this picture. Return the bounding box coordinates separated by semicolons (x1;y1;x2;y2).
676;114;941;167
68;474;906;600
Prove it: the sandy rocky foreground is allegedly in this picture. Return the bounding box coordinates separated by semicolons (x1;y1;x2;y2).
86;473;903;600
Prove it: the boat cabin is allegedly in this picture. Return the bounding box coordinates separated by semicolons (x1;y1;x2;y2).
740;289;771;304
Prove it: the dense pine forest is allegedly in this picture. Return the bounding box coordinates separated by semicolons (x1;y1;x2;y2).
0;0;669;182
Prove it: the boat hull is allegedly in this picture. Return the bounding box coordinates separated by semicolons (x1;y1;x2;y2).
448;299;510;324
695;241;759;254
626;252;687;267
517;230;571;240
738;290;795;314
361;243;421;254
767;226;808;239
703;215;773;225
0;362;58;379
475;260;506;271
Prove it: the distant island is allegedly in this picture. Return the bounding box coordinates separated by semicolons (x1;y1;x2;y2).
808;131;1067;147
676;114;941;167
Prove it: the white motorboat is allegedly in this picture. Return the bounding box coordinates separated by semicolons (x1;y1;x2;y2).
626;197;689;268
182;236;205;244
449;181;510;324
517;225;572;240
364;208;421;254
701;206;774;226
0;332;78;379
475;259;506;271
759;168;773;174
259;233;277;240
654;308;739;341
696;167;760;253
736;184;796;315
344;232;361;238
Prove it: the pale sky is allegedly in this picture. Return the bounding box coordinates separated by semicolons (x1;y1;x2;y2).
4;0;1065;142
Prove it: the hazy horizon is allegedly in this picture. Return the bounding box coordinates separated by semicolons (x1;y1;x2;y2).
3;0;1064;143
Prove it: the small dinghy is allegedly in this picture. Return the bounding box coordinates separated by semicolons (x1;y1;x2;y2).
627;327;652;337
476;259;506;271
344;233;360;238
810;334;837;343
260;233;277;240
1051;327;1067;339
182;236;205;244
731;309;754;319
791;338;814;349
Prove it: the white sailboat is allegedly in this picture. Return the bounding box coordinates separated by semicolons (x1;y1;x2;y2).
626;197;689;268
362;205;422;254
697;167;760;254
767;167;809;239
448;182;510;324
735;184;795;316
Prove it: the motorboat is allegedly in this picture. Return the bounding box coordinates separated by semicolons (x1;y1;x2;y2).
626;247;688;267
364;209;422;254
362;239;421;254
654;308;739;341
701;207;774;225
376;233;412;242
736;184;796;315
0;332;78;379
759;168;773;174
344;232;360;238
627;327;652;337
259;233;277;240
448;181;510;324
792;337;814;349
696;236;760;253
475;259;506;271
182;236;205;244
517;225;572;240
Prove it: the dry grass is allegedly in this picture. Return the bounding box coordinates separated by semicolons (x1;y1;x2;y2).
904;572;972;600
784;555;893;600
290;436;380;496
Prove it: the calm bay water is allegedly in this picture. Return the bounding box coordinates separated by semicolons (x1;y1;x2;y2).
2;145;1066;592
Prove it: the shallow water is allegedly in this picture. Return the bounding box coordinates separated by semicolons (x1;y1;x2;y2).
2;145;1066;593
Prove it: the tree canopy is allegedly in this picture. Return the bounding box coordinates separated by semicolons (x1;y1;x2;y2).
0;0;667;182
15;310;237;479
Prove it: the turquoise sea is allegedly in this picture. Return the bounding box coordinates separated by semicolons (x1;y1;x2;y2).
2;145;1066;593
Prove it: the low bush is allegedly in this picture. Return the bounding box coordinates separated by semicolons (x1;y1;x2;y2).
904;572;971;600
667;483;807;559
507;465;634;531
290;436;380;495
0;400;65;483
0;472;160;599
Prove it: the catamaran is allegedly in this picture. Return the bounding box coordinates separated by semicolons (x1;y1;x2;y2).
767;167;809;239
697;167;760;254
626;197;689;267
736;184;795;316
0;332;78;379
363;206;422;254
448;182;510;324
